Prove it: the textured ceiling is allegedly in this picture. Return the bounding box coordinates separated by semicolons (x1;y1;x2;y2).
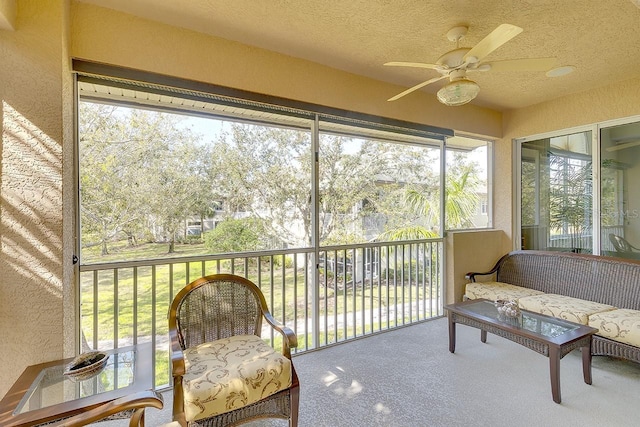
77;0;640;111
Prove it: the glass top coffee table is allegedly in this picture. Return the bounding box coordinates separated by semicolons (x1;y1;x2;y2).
0;343;153;426
445;299;598;404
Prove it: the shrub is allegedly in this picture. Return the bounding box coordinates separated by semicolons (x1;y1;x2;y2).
204;218;267;253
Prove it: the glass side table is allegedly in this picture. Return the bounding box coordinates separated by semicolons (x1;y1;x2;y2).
0;343;153;426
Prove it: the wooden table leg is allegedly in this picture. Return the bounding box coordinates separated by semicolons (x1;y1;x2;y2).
582;342;592;385
549;346;561;404
448;312;456;353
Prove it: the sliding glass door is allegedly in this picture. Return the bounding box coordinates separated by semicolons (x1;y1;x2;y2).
520;131;593;253
600;122;640;259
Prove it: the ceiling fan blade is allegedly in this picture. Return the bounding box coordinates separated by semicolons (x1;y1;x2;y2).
463;24;523;63
486;57;556;72
384;61;440;70
387;75;447;102
606;140;640;152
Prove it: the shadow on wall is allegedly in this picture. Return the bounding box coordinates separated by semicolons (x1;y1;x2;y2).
0;101;64;396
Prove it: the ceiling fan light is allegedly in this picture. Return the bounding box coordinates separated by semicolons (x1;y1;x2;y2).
437;79;480;106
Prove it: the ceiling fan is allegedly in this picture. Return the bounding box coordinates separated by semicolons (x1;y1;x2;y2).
385;24;556;106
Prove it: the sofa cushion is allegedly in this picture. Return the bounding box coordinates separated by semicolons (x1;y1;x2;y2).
465;281;545;302
518;294;616;325
588;309;640;347
182;334;292;422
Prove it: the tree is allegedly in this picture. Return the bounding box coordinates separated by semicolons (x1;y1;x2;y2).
79;103;208;255
521;158;538;227
443;154;481;229
79;103;149;255
208;124;312;248
317;135;398;244
148;144;211;253
209;125;434;249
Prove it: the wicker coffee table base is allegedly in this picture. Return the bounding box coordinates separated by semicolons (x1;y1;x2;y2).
448;311;593;404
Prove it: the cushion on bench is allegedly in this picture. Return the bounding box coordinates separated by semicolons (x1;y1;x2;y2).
518;294;616;325
182;334;292;422
588;309;640;347
465;281;545;302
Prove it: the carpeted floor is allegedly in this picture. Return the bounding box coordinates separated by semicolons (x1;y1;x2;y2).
104;317;640;426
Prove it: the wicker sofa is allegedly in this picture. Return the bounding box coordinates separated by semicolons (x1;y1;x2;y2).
464;250;640;363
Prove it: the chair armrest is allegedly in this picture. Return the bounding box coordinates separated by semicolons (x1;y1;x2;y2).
465;269;498;282
169;328;185;377
168;327;187;426
263;311;298;358
465;253;509;281
46;390;163;427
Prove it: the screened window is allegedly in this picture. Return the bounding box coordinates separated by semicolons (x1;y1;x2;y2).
445;136;491;230
78;80;315;262
318;122;443;245
77;76;490;264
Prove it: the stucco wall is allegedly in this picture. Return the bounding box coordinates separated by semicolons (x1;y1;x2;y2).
446;230;507;303
69;2;502;139
504;78;640;139
0;0;72;398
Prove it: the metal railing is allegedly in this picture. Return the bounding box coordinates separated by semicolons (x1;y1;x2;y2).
79;238;444;387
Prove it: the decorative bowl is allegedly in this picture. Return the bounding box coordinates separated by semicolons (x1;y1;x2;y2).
495;299;521;318
63;351;109;381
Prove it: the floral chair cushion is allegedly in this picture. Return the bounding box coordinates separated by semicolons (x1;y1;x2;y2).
518;294;615;325
464;281;545;302
588;309;640;347
182;334;292;422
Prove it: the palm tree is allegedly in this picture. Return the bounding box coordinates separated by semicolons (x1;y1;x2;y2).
548;155;592;251
380;161;481;241
444;166;481;229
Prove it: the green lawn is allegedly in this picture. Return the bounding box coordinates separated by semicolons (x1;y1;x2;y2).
82;240;209;264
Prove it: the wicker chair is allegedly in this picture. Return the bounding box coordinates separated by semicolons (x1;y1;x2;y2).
46;390;164;427
168;274;299;427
